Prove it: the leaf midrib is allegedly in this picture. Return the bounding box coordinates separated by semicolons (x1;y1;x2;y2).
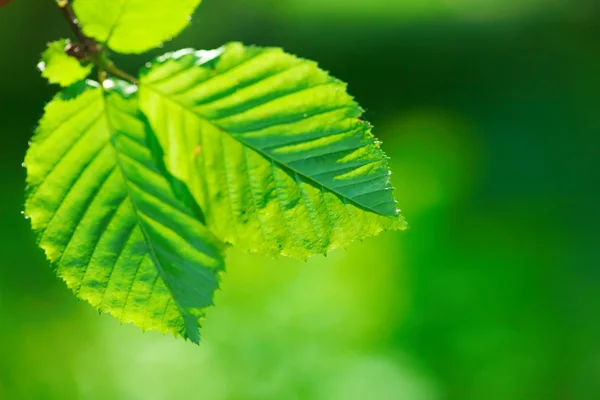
100;89;195;340
141;83;392;216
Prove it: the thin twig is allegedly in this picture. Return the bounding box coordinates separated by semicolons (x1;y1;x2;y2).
56;0;88;45
55;0;138;86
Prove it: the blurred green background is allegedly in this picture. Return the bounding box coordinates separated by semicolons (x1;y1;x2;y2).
1;0;599;399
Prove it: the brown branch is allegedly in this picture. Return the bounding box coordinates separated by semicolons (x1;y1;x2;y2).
56;0;89;46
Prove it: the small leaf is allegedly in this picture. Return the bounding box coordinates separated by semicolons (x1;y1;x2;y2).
139;43;407;260
24;80;225;343
73;0;202;54
38;39;93;87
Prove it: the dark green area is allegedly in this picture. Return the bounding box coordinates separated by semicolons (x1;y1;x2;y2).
0;1;598;399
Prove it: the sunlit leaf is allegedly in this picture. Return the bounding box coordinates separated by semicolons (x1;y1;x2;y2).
73;0;202;54
139;43;407;260
38;39;93;87
24;80;225;343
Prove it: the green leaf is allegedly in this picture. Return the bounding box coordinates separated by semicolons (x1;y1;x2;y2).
73;0;202;54
24;80;225;343
38;39;93;87
139;43;407;260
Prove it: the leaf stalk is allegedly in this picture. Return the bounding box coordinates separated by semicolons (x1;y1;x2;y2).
56;0;138;85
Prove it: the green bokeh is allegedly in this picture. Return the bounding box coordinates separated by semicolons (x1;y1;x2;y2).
1;0;598;399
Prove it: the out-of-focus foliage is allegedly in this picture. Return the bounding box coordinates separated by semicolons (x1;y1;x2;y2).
277;0;564;20
0;0;598;399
